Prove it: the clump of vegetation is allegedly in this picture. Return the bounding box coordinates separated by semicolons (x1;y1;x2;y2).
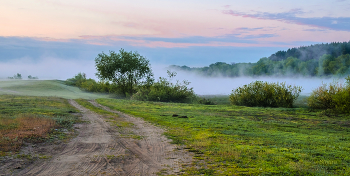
132;71;196;103
28;75;39;79
67;49;154;98
8;73;22;79
308;76;350;113
95;49;154;97
229;81;302;108
66;72;87;87
65;72;120;94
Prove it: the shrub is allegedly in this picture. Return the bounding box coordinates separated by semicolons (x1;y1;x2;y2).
307;82;343;110
80;79;99;92
28;75;39;79
66;72;86;87
7;73;22;79
308;76;350;113
229;81;302;108
132;71;196;103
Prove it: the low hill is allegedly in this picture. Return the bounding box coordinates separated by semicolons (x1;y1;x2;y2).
171;41;350;77
0;80;110;99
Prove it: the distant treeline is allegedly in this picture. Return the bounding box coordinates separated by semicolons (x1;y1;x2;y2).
7;73;38;79
171;41;350;77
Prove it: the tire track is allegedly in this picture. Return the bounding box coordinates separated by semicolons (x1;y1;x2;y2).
89;100;193;175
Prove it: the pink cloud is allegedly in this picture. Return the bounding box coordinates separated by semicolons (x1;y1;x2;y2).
76;35;290;48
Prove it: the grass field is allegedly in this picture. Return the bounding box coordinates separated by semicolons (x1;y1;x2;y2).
0;95;79;155
97;98;350;175
0;80;110;99
1;79;350;175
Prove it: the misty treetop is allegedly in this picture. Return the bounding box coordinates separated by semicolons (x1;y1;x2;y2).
269;41;350;61
171;41;350;77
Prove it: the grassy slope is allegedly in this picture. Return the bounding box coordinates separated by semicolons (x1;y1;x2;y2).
0;80;109;99
97;98;350;175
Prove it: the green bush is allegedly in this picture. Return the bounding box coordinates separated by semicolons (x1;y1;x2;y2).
229;81;302;108
132;71;196;103
308;76;350;113
66;72;86;87
66;73;124;95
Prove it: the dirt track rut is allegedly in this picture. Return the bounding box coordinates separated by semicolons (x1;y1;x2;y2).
16;100;191;176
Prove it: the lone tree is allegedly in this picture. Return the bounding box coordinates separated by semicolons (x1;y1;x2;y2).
95;49;154;97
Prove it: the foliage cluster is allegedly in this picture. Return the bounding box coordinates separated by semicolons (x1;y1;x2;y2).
171;54;350;77
269;41;350;61
308;76;350;113
95;49;154;97
0;95;78;153
132;71;196;103
230;81;302;108
7;73;22;79
97;98;350;175
171;41;350;77
65;72;121;95
68;48;196;103
27;75;39;79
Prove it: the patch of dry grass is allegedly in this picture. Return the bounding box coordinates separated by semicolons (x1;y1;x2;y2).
0;114;55;152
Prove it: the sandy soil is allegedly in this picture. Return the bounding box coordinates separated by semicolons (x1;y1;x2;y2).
2;100;192;176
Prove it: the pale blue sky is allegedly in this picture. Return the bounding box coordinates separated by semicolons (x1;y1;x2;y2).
1;0;350;79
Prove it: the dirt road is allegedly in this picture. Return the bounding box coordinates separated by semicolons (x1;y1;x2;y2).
16;100;192;176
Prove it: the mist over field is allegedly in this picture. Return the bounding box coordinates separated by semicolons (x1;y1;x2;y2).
0;57;97;80
162;69;337;95
0;58;339;96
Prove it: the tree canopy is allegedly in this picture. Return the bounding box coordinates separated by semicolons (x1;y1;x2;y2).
95;49;153;97
170;41;350;77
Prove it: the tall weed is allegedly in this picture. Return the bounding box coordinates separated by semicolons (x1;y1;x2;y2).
308;76;350;113
229;81;302;108
132;71;196;103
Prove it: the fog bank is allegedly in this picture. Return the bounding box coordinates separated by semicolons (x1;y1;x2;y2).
155;67;339;96
0;58;340;95
0;57;97;80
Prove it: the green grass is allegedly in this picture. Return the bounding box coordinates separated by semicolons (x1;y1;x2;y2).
96;98;350;175
0;80;110;99
0;95;78;119
198;95;231;105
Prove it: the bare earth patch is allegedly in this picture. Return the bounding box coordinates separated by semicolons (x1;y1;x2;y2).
3;99;192;175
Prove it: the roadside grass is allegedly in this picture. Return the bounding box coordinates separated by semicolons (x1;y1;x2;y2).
74;99;140;139
0;95;79;155
0;80;110;99
96;98;350;175
198;95;230;105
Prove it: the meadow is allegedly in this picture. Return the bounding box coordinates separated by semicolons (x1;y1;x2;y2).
1;79;350;175
97;98;350;175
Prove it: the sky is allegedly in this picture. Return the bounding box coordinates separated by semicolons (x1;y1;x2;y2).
1;0;350;94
